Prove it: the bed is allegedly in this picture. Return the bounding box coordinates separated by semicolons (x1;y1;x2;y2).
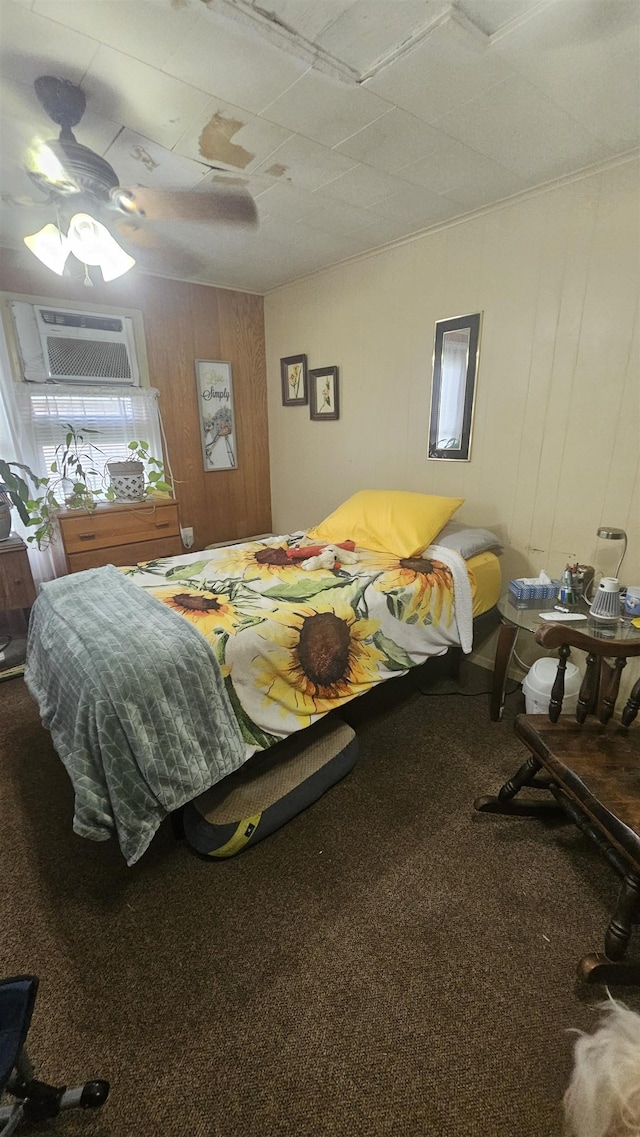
24;492;502;864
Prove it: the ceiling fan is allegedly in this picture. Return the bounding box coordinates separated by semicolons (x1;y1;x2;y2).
10;75;258;280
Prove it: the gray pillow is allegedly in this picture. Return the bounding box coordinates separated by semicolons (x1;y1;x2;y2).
431;521;503;559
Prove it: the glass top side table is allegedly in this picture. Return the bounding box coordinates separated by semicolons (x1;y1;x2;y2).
490;592;640;721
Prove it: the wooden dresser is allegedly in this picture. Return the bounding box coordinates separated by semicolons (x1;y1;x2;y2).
57;499;183;573
0;534;37;613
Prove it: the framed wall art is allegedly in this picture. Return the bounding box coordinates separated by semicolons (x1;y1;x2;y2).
280;354;308;405
309;366;339;421
195;360;237;471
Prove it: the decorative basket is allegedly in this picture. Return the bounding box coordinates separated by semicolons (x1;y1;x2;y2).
106;460;145;503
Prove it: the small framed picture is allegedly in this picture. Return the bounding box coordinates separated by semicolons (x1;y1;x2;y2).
309;366;339;421
281;354;308;406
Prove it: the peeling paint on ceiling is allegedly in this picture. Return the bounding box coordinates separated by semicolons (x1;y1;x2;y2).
199;112;254;168
264;163;288;178
0;0;636;292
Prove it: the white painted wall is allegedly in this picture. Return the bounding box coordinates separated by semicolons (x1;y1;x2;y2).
265;158;639;688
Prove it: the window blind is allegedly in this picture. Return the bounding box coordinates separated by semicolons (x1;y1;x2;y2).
16;384;163;500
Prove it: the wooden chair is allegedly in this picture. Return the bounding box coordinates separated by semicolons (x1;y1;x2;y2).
475;622;640;985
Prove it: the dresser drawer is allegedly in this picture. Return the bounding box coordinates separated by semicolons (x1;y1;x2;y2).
60;502;180;555
67;534;184;573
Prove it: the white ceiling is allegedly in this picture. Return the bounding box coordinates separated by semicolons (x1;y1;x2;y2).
0;0;638;293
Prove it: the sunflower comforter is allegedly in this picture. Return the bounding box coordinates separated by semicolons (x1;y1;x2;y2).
124;534;473;757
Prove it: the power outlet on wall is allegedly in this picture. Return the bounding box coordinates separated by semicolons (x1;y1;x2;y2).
181;526;194;549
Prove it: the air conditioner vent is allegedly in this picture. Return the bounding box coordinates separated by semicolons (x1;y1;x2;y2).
39;309;124;333
44;336;132;380
8;300;143;385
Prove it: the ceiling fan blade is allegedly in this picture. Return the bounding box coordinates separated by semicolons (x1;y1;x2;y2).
110;216;161;248
116;185;258;227
0;193;49;208
111;216;205;279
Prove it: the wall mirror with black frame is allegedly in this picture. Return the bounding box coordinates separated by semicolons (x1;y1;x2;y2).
428;312;482;461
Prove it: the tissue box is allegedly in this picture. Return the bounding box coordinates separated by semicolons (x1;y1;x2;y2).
508;578;560;604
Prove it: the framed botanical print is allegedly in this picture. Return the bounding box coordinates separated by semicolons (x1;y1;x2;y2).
195;360;237;470
309;366;339;421
280;354;308;406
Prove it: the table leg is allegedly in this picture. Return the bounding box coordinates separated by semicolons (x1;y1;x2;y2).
491;623;518;721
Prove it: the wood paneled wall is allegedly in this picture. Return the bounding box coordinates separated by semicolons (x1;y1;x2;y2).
0;247;271;549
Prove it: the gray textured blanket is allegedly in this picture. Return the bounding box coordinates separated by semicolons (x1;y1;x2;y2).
25;565;246;865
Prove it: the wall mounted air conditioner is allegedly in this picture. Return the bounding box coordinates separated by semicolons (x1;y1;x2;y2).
9;300;141;385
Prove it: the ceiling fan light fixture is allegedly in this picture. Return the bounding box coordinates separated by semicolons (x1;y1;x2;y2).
110;187;144;217
23;223;70;275
67;213;135;280
20;76;259;285
67;212;113;264
28;141;71;187
99;245;136;282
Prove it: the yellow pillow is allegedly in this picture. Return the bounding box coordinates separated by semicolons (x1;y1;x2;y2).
307;490;464;558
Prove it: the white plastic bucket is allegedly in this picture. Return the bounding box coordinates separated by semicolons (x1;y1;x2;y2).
522;657;581;715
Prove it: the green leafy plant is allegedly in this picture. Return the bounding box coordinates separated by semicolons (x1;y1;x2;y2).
0;460;59;549
105;439;172;500
0;425;105;548
0;461;44;525
50;423;103;510
2;429;171;546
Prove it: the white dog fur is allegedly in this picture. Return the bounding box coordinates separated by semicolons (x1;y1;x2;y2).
564;998;640;1137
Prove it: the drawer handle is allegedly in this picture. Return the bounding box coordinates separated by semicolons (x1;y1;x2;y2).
78;533;96;542
154;521;170;529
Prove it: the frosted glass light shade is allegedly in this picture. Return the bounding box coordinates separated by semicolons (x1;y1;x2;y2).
24;213;135;281
28;142;72;188
98;245;136;282
67;213;135;280
23;223;69;275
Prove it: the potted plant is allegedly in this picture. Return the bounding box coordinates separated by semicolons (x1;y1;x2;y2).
0;425;104;548
106;440;171;503
0;460;59;549
50;423;103;509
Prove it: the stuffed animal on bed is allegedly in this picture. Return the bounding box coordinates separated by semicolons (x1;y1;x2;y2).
300;544;359;571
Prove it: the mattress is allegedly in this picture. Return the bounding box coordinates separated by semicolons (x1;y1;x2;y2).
124;535;477;755
25;537;502;864
467;551;501;618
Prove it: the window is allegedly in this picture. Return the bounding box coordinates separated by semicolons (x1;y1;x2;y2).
16;384;163;499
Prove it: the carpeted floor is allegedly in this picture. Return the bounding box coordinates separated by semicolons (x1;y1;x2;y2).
1;659;638;1137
